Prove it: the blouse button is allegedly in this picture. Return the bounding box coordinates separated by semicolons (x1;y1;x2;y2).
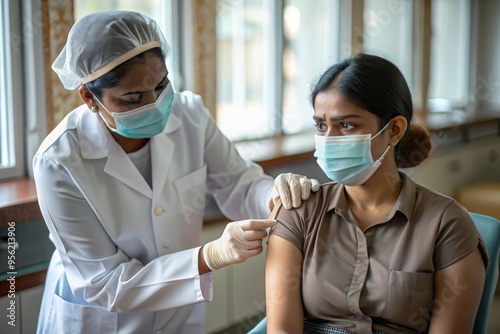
154;207;164;216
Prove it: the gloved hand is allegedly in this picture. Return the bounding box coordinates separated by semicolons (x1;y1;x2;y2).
271;173;320;210
203;219;276;271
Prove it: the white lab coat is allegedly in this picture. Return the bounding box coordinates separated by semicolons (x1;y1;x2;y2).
33;91;274;334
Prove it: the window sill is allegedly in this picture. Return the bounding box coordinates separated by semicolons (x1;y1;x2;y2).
426;110;500;142
233;130;316;169
0;177;41;227
0;178;47;296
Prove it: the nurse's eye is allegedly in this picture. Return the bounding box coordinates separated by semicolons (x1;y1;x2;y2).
314;123;327;133
123;94;142;105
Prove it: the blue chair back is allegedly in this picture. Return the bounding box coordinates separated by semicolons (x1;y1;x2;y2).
471;212;500;334
249;213;500;334
247;317;267;334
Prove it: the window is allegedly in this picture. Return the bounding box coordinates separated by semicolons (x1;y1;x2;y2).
216;0;276;140
74;0;498;146
282;0;345;134
0;0;24;180
216;0;346;141
363;0;414;92
427;0;470;112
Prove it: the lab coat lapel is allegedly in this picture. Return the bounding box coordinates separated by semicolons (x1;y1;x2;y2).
151;135;174;199
150;112;182;199
77;107;152;198
104;141;153;198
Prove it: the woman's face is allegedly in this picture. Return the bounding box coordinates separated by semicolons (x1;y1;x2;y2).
313;89;391;157
97;53;169;128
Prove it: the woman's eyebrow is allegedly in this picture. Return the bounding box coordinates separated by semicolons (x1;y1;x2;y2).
329;114;362;122
313;114;362;122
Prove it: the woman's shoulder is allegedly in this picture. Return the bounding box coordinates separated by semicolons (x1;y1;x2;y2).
404;177;473;228
407;176;460;209
275;182;342;220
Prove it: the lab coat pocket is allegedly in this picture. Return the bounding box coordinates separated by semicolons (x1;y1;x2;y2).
174;164;207;226
384;270;434;329
51;293;118;333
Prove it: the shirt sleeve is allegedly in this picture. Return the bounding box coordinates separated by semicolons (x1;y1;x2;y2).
198;95;274;220
269;201;306;252
33;154;213;312
434;201;489;271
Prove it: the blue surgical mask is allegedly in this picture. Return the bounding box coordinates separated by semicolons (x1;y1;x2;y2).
314;122;391;186
96;83;174;138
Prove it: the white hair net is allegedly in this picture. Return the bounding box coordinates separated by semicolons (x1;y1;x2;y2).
52;11;171;90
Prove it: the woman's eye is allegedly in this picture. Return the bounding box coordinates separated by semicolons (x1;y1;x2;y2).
314;123;327;132
340;122;354;130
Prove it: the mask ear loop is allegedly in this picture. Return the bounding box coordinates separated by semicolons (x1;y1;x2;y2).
90;95;120;133
371;121;392;140
92;95;114;117
371;121;393;164
376;144;392;163
85;83;113;117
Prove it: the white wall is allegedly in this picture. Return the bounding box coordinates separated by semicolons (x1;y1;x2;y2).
202;223;267;334
404;136;500;196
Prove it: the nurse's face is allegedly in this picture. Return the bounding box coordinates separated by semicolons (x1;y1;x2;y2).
313;89;390;160
98;53;169;129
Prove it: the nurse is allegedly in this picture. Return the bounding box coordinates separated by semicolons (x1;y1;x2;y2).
33;11;318;334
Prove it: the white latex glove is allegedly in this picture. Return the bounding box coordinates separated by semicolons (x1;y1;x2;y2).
272;173;320;210
203;219;276;271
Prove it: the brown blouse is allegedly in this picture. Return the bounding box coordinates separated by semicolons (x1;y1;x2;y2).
270;173;488;334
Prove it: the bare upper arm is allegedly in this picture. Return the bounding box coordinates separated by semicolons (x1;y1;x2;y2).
265;234;304;333
428;247;486;334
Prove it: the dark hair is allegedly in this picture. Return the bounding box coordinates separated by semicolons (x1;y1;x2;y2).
85;47;165;100
310;53;432;168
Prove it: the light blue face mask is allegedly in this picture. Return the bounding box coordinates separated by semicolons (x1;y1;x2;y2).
314;122;391;186
96;83;174;138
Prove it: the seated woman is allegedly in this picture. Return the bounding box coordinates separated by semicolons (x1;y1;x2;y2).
265;53;489;334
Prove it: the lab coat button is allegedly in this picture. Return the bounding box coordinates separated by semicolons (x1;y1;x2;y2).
154;207;164;216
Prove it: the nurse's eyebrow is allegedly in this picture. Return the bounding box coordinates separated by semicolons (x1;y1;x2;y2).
122;74;169;96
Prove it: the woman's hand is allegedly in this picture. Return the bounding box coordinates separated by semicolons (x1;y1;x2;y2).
271;173;320;210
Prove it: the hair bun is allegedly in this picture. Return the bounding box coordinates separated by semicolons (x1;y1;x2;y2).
396;123;433;168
